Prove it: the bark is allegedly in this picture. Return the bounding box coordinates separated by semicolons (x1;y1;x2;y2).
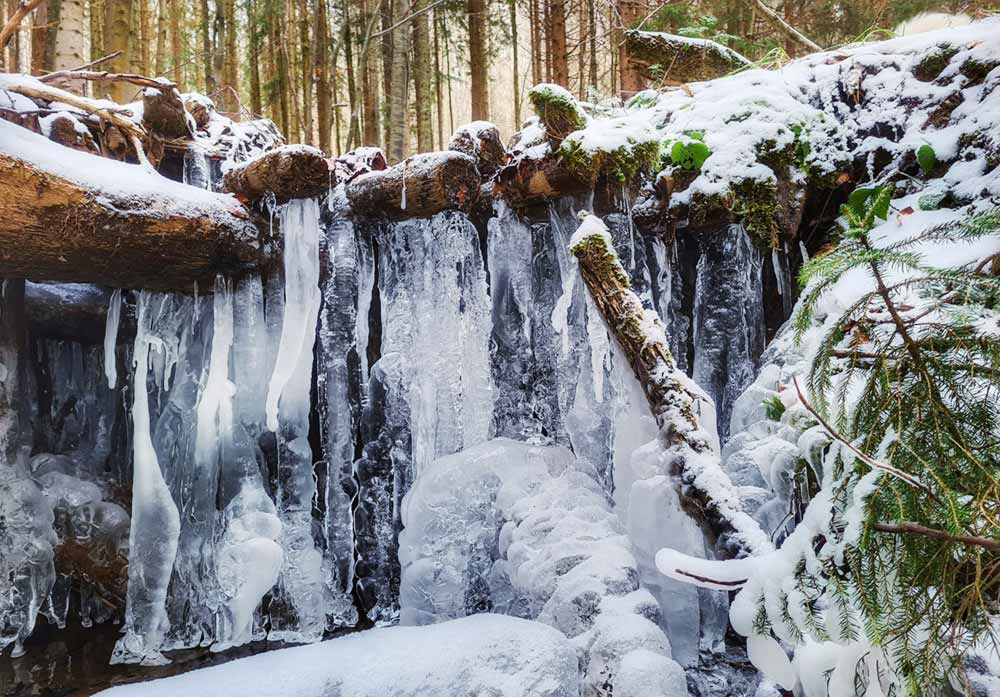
154;0;166;75
142;83;191;139
224;0;238;111
247;0;261;114
199;0;214;95
297;0;312;141
587;0;597;91
0;279;30;462
529;0;540;86
222;145;331;202
343;0;359;147
0;147;262;291
30;0;48;73
102;0;133;102
168;0;181;83
467;0;488;121
51;0;88;92
412;0;433;151
570;226;759;554
494;151;596;208
138;0;150;74
616;0;644;97
624;30;751;84
359;0;379;147
447;121;506;180
345;151;479;220
384;0;410;162
509;0;520;126
315;0;330;152
433;8;443;147
549;0;568;86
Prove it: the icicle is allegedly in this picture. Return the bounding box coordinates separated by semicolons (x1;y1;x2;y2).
586;295;610;403
112;292;181;666
799;240;810;262
265;200;322;432
772;249;784;296
104;289;121;389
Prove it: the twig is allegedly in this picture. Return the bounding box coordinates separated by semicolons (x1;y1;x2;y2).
39;50;122;77
39;69;175;89
792;376;935;496
873;522;1000;554
735;0;821;53
0;0;46;50
372;0;448;38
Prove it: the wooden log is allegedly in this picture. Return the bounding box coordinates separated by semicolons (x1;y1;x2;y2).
570;215;769;557
494;151;596;208
24;282;137;344
184;94;214;130
624;30;751;84
222;145;331;203
142;84;192;140
0;120;261;291
44;113;101;154
345;151;480;220
448;121;508;180
333;146;388;184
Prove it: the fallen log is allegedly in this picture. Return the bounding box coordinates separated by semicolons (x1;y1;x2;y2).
0;120;261;291
494;151;596;208
570;215;770;557
24;282;137;344
624;30;751;84
222;145;331;203
448;121;507;180
142;84;192;140
345;151;480;220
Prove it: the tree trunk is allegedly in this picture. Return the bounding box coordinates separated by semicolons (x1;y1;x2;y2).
412;0;433;151
90;0;105;71
345;151;479;220
385;0;410;162
30;0;49;74
616;0;644;98
549;0;568;86
360;0;379;147
138;0;150;74
433;7;444;148
102;0;133;102
154;0;166;74
509;0;520;126
198;0;214;95
51;0;88;92
0;279;29;463
0;132;262;291
467;0;488;120
315;0;331;152
225;0;238;110
247;0;262;115
576;0;585;97
169;0;181;83
587;0;597;91
297;0;313;141
529;0;540;86
494;151;596;208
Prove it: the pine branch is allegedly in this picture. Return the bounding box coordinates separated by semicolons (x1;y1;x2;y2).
873;522;1000;554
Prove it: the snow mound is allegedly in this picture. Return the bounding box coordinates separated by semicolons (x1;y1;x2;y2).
94;615;579;697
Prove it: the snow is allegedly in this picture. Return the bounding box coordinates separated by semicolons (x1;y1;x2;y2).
95;615;580;697
0;118;248;225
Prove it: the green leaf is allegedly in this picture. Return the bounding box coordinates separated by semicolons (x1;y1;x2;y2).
670;141;686;166
688;142;711;169
847;187;874;218
684;130;704;141
917;144;937;174
870;185;892;220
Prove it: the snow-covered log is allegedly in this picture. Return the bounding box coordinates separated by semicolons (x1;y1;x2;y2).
447;121;507;180
345;151;480;220
222;145;331;203
0;120;260;291
141;84;191;140
624;30;752;84
494;151;596;208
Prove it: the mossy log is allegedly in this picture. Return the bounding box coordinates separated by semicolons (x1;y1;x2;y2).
494;151;596;208
624;30;751;84
571;219;767;556
448;122;508;180
0;133;261;291
345;151;480;220
222;145;331;203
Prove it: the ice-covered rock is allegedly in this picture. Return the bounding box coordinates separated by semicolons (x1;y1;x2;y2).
95;615;580;697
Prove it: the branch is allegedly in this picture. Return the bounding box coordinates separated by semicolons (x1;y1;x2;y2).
39;49;122;77
372;0;448;38
0;0;45;50
38;69;175;90
873;522;1000;554
736;0;821;53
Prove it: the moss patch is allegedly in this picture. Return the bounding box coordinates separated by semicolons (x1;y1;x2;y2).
529;84;587;142
913;44;959;82
689;177;780;248
560;137;660;184
959;57;999;86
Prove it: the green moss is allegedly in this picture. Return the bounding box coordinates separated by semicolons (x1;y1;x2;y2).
560;136;660;184
569;234;631;288
528;84;587;141
690;177;780;248
959;57;999;86
913;44;959;82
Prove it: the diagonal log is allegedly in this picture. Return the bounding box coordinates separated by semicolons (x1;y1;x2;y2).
0;120;262;291
570;215;771;557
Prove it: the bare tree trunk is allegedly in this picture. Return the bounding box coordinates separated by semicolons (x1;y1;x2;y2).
576;0;585;97
102;0;133;102
90;0;104;69
343;0;358;147
467;0;488;121
359;0;379;147
510;0;520;126
412;0;433;151
385;0;410;161
154;0;167;74
587;0;597;92
442;8;454;135
51;0;88;92
542;0;551;82
225;0;238;111
616;0;644;98
433;6;444;147
315;0;331;152
275;4;291;136
549;0;567;85
529;0;540;86
169;0;181;83
297;0;313;141
138;0;149;74
198;0;214;94
247;0;262;114
30;0;48;73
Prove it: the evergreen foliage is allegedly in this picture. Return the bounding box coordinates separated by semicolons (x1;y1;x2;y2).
790;201;1000;693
